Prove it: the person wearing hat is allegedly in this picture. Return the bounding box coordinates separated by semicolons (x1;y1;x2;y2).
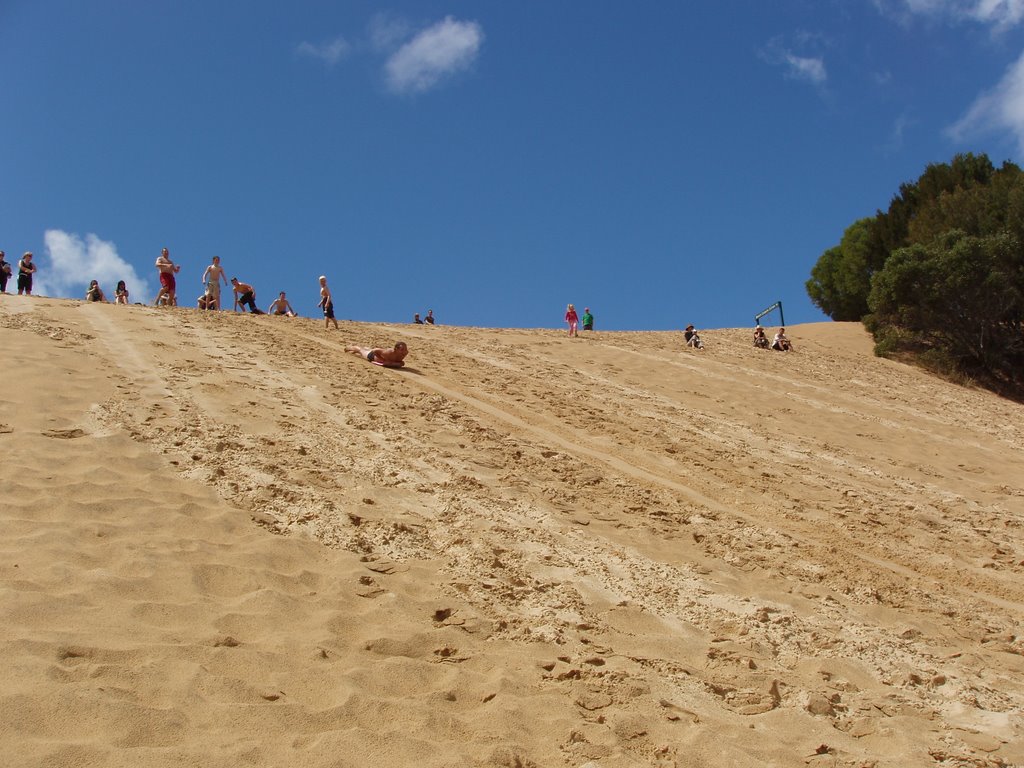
753;325;769;349
684;324;704;349
17;252;36;295
581;307;594;331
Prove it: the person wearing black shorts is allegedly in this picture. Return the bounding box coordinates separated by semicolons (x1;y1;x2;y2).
17;252;36;295
318;275;338;329
230;277;264;314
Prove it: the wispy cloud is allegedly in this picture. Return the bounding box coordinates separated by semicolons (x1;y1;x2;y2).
761;35;828;86
384;17;484;94
296;35;351;66
876;0;1024;30
784;53;827;84
947;49;1024;152
36;230;152;302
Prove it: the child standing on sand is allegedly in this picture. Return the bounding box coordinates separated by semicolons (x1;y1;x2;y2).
565;303;579;337
318;276;338;330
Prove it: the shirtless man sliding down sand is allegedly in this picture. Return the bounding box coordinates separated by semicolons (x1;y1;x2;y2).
344;342;408;368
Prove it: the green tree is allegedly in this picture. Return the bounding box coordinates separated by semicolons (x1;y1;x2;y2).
867;231;1024;394
806;218;874;320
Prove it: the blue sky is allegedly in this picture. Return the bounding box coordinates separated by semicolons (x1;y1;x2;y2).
3;0;1024;329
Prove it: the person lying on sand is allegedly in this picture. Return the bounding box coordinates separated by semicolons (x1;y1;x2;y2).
344;342;409;368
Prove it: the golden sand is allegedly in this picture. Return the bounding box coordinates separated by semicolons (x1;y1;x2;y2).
1;297;1022;767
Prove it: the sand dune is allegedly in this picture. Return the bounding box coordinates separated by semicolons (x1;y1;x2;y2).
1;296;1022;767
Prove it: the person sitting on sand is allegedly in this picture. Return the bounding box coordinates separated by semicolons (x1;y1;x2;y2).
114;280;129;304
684;324;704;349
344;342;409;368
231;277;264;314
197;289;216;310
753;325;769;349
267;291;296;317
772;327;793;351
85;280;107;302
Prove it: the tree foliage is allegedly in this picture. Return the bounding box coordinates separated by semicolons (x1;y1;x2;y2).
866;231;1024;394
807;153;1024;398
805;219;873;321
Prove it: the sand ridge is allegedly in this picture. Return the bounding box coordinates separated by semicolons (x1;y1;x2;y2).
1;297;1022;767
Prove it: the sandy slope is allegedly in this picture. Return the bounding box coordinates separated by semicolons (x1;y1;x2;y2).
1;297;1021;768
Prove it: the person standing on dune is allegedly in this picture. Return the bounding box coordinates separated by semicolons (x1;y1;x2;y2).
17;252;37;295
0;251;11;294
318;275;338;330
154;248;180;306
565;303;579;337
201;255;228;310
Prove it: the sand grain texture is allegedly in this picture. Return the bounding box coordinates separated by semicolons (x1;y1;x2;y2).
1;297;1022;767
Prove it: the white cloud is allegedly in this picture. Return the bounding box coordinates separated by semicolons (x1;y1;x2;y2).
971;0;1024;27
877;0;1024;29
297;36;351;66
385;17;484;94
948;50;1024;152
37;230;153;303
785;53;828;84
760;35;828;87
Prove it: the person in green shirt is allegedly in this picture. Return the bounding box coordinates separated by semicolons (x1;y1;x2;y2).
582;307;594;331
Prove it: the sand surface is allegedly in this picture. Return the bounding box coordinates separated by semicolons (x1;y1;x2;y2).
1;297;1022;768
